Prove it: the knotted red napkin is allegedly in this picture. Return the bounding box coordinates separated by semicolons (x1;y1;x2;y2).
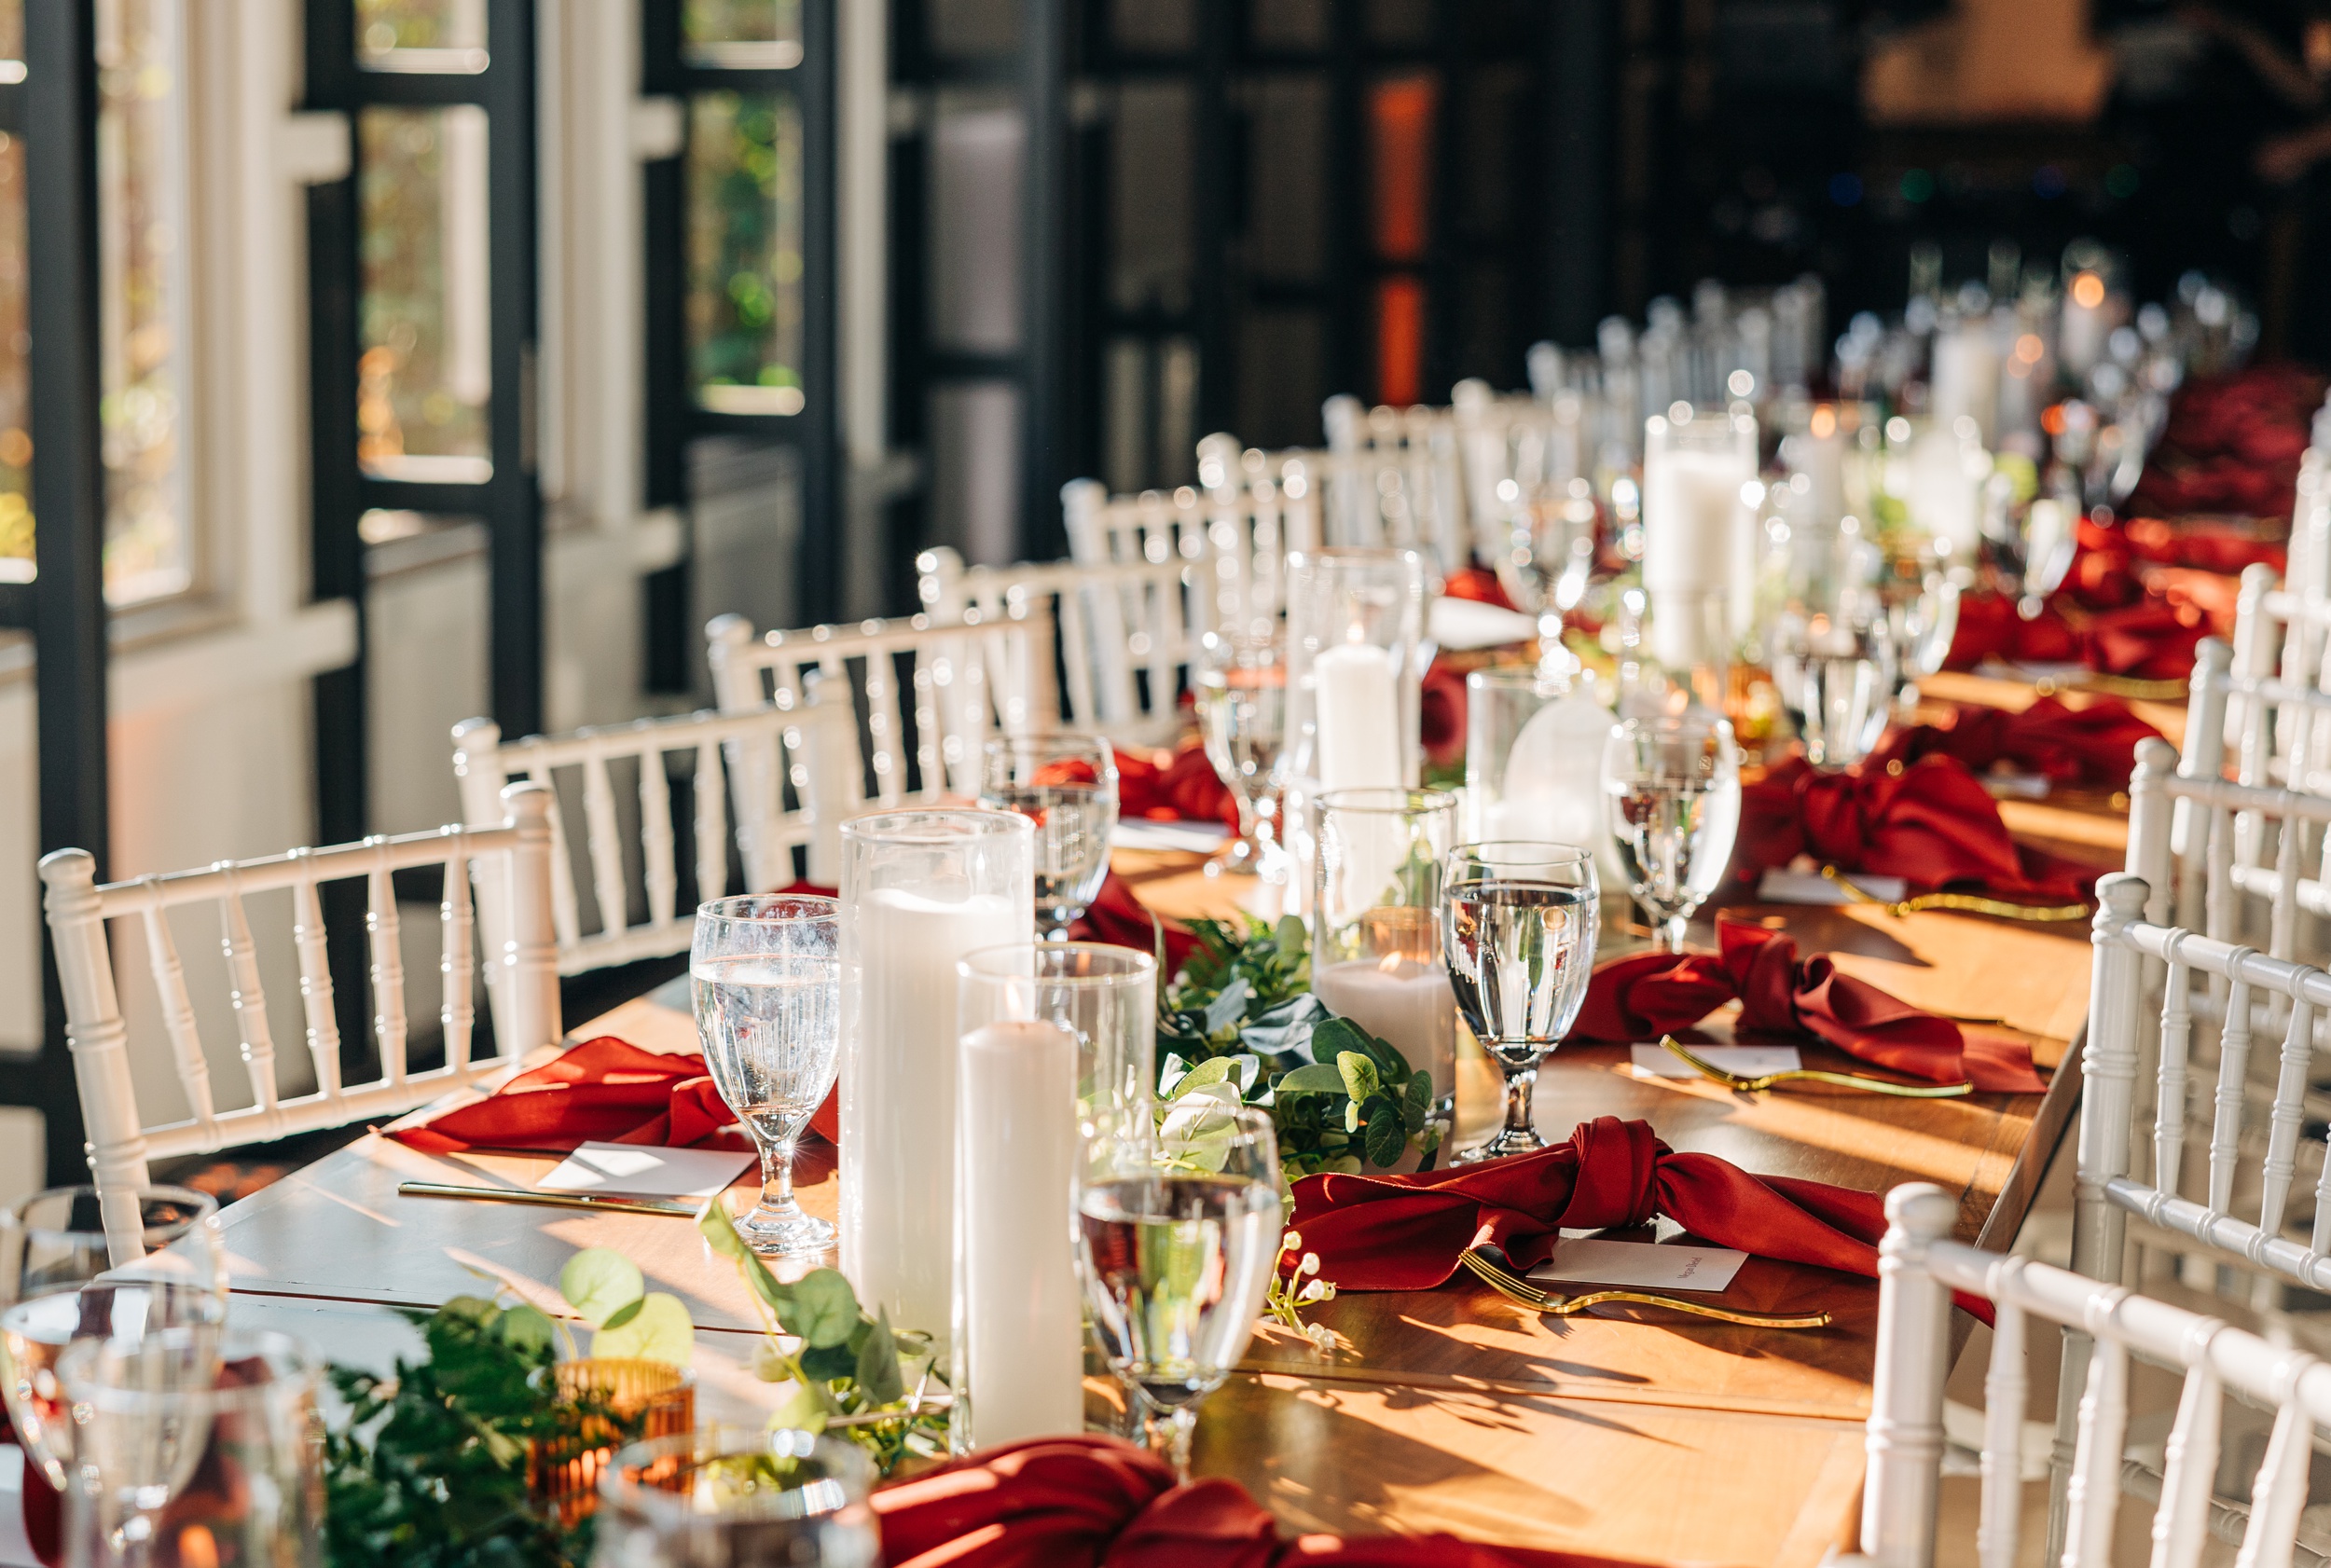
1875;695;2160;787
1572;917;2045;1092
386;1036;824;1154
1287;1115;1984;1318
872;1436;1636;1568
1739;752;2030;887
1112;742;1240;831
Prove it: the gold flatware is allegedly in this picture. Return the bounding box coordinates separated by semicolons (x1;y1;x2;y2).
398;1181;699;1218
1821;864;2090;924
1459;1249;1831;1329
1658;1035;1974;1099
2028;670;2189;702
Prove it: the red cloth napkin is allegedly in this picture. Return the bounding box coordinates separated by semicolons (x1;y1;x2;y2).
1876;695;2160;787
1071;871;1201;977
1737;751;2084;901
1287;1115;1991;1321
2077;600;2206;681
1572;917;2045;1092
4;1418;59;1567
385;1036;816;1153
1113;742;1240;831
872;1436;1638;1568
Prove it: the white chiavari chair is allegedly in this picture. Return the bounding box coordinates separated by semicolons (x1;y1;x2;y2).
2224;569;2331;802
39;782;562;1252
916;547;1196;749
706;610;999;853
1193;433;1324;630
450;704;805;976
1319;394;1469;577
1854;1179;2328;1568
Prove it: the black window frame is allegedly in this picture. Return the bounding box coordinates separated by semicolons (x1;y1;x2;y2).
641;2;841;641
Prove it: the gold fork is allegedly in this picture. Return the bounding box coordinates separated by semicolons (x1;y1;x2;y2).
1820;864;2090;924
1657;1035;1974;1098
1459;1249;1831;1328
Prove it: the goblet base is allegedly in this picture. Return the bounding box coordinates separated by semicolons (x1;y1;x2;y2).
734;1206;836;1259
1453;1126;1548;1164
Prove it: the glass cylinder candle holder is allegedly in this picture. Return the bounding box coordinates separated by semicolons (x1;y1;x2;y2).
1310;788;1459;1133
596;1427;879;1567
1640;405;1759;674
1285;547;1432;795
951;942;1155;1451
839;809;1033;1353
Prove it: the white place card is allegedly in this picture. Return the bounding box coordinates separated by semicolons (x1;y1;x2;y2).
1756;868;1908;906
1629;1043;1802;1079
1527;1237;1748;1294
538;1141;755;1201
1110;819;1230;852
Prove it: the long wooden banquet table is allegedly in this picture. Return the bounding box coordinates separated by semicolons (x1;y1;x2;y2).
210;674;2138;1567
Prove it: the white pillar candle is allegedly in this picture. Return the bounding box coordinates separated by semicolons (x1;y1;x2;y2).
1313;640;1402;793
843;887;1017;1340
2059;273;2109;378
958;1020;1083;1446
1312;956;1456;1106
1927;326;1999;448
1641;448;1753;597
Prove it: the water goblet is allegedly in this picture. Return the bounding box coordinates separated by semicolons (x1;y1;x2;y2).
1;1186;227;1504
693;894;841;1258
1601;715;1742;953
979;733;1119;939
1440;844;1599;1162
1193;629;1290;880
1077;1105;1282;1480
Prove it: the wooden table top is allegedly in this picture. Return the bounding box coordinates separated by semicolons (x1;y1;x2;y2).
213;808;2112;1558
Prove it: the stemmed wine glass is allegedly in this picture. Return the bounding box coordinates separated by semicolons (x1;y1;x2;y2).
1601;716;1742;953
979;734;1119;939
0;1186;228;1510
1193;629;1290;880
1441;844;1599;1162
1077;1105;1282;1480
693;895;841;1258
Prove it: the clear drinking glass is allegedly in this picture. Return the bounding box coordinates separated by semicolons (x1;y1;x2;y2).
1770;619;1897;768
1284;547;1431;794
959;942;1157;1140
1077;1106;1282;1481
59;1327;323;1568
1441;844;1599;1162
979;733;1120;939
1312;789;1459;1135
0;1187;227;1497
1194;628;1290;880
693;894;841;1258
593;1426;879;1568
1601;716;1742;953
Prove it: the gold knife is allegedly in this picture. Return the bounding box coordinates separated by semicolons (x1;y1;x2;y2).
397;1181;699;1218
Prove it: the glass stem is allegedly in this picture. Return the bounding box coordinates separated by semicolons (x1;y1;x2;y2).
1662;914;1688;953
760;1136;799;1219
1140;1403;1199;1482
1502;1060;1538;1138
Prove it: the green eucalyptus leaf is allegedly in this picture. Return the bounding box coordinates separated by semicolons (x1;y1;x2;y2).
1156;1052;1195;1096
495;1303;557;1358
559;1248;645;1328
1405;1069;1434;1113
592;1291;694;1367
1165;1056;1238;1101
1275;1062;1348;1094
1363;1110;1407;1168
787;1270;862;1348
1273;915;1307;957
799;1340;858;1382
1202;975;1252;1036
856;1308;906;1404
1335;1051;1381;1105
771;1383;833;1434
600;1298;644;1331
697;1199;752;1260
752;1342;792;1382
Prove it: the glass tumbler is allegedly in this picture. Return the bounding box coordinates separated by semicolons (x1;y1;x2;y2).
60;1328;324;1568
1311;788;1459;1147
593;1426;880;1568
1601;715;1743;953
693;894;841;1258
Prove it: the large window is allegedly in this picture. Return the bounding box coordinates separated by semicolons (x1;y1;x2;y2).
0;0;192;605
644;0;835;622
